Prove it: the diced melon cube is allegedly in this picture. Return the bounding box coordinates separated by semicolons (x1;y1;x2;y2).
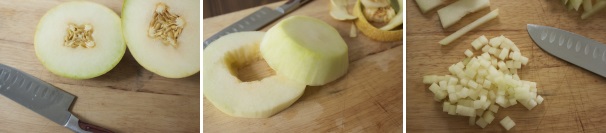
482;111;495;124
476;109;484;117
519;99;537;110
468;80;479;89
473;100;483;109
536;95;544;104
483;80;491;88
500;116;515;131
443;102;451;112
498;48;509;60
482;45;492;53
456;105;476;117
434;90;448;101
489;104;499;113
477;35;488;44
449;93;459;103
489;36;503;47
449;77;459;85
482;100;491;110
447;85;456;94
423;75;438;84
498;61;507;70
514;61;522;69
439;80;448;90
469;116;476;126
520;56;529;65
495;95;507;107
471;40;484;50
457;87;470;98
476;118;489;128
511;51;521;61
488;47;498;55
509;98;517;106
448;104;457;115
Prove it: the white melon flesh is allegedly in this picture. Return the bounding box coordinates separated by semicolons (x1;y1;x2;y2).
35;1;125;79
203;32;306;118
261;16;349;86
122;0;200;78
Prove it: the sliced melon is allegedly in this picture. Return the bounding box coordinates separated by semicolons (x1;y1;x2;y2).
34;1;125;79
261;16;349;86
122;0;200;78
203;31;306;118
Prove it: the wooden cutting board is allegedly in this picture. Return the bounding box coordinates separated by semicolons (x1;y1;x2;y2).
202;0;403;132
407;0;606;132
0;0;199;132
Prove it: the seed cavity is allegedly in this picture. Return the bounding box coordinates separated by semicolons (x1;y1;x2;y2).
64;24;95;48
148;3;185;47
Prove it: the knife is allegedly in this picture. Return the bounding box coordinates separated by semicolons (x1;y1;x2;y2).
527;24;606;78
203;0;312;49
0;64;111;133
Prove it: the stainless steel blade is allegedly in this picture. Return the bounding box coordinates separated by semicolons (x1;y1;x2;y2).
203;0;312;49
527;24;606;78
0;64;74;126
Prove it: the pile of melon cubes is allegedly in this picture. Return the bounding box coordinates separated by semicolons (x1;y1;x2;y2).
423;35;544;130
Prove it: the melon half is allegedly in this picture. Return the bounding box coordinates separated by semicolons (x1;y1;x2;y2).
122;0;200;78
34;1;125;79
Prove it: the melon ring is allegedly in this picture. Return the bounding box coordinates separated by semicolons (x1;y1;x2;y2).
203;31;306;118
353;0;403;42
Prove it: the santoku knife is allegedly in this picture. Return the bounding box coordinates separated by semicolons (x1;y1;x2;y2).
203;0;312;49
527;24;606;78
0;64;111;133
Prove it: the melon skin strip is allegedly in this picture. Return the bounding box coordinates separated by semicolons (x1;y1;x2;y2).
35;1;125;79
203;32;306;118
261;16;349;86
353;0;403;41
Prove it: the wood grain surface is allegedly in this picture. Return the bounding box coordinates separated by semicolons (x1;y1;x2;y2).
407;0;606;132
203;0;403;132
0;0;200;132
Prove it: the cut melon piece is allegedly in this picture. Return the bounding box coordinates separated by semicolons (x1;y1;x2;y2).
203;31;306;118
34;1;125;79
330;0;357;21
261;16;349;86
437;0;490;28
415;0;445;13
122;0;200;78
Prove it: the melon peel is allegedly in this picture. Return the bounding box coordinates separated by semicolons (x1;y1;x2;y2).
353;0;403;42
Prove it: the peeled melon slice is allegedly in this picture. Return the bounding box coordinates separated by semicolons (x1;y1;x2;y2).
203;32;306;118
34;1;125;79
261;16;349;86
122;0;200;78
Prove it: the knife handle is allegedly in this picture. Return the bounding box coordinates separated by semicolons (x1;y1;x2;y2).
78;120;113;133
65;114;113;133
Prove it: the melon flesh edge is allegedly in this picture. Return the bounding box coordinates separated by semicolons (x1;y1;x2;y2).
203;32;306;118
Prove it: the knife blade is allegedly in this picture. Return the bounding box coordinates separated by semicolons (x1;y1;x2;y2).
527;24;606;78
203;0;312;49
0;64;111;133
